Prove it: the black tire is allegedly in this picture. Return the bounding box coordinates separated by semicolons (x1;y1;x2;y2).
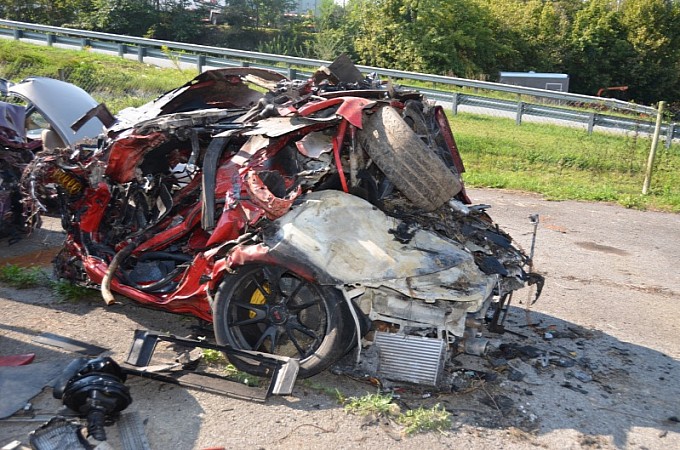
401;100;431;146
213;264;354;378
357;106;461;211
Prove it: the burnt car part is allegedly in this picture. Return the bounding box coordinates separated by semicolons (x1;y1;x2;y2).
357;105;461;211
248;190;502;384
124;330;299;398
0;101;39;240
372;332;447;386
28;417;91;450
53;357;132;442
213;262;359;379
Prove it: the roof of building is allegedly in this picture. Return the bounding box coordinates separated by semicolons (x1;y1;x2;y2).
500;72;569;79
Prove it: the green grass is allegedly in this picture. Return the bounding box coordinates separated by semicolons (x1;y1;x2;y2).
0;263;97;301
0;40;193;113
301;379;347;404
200;349;261;386
343;392;451;436
397;403;451;435
0;264;46;288
344;392;400;417
51;280;97;302
451;112;680;212
223;363;260;386
201;348;226;365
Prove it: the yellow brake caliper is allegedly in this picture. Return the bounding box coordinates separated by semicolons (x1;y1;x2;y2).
249;282;270;319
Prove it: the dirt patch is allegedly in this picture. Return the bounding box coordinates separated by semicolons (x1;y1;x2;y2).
0;246;61;267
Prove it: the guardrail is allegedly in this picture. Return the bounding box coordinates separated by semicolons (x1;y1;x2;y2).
0;19;677;146
445;93;678;147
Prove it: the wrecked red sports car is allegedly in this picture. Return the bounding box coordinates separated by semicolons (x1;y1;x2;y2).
28;58;543;385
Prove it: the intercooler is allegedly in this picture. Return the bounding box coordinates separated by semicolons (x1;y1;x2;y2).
373;332;447;386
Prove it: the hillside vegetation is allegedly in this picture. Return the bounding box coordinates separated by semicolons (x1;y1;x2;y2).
1;41;678;212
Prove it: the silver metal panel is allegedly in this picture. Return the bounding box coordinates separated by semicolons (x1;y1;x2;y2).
373;332;446;386
9;77;103;146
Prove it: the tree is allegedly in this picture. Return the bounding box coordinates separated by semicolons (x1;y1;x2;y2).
618;0;680;103
306;0;349;59
346;0;507;77
0;0;93;26
565;0;636;96
221;0;253;28
76;0;202;42
80;0;157;35
250;0;297;29
481;0;578;74
147;0;203;42
346;0;426;72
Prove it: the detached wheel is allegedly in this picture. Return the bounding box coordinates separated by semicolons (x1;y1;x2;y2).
358;106;462;211
213;264;354;378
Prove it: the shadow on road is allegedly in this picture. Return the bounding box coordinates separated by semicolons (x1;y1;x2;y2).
280;305;679;448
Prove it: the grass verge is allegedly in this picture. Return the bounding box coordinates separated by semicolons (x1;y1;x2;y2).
451;112;680;212
0;263;96;301
0;263;46;288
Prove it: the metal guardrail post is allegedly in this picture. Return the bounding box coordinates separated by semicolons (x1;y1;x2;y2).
587;113;596;134
118;44;126;57
81;38;89;49
46;33;55;46
516;102;525;125
642;101;666;195
197;54;205;73
666;123;675;149
138;46;146;63
288;68;297;80
241;61;250;67
451;93;459;115
13;29;22;40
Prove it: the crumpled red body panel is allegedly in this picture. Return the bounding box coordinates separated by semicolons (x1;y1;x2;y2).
298;97;374;129
79;182;111;233
105;133;169;183
244;170;301;220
